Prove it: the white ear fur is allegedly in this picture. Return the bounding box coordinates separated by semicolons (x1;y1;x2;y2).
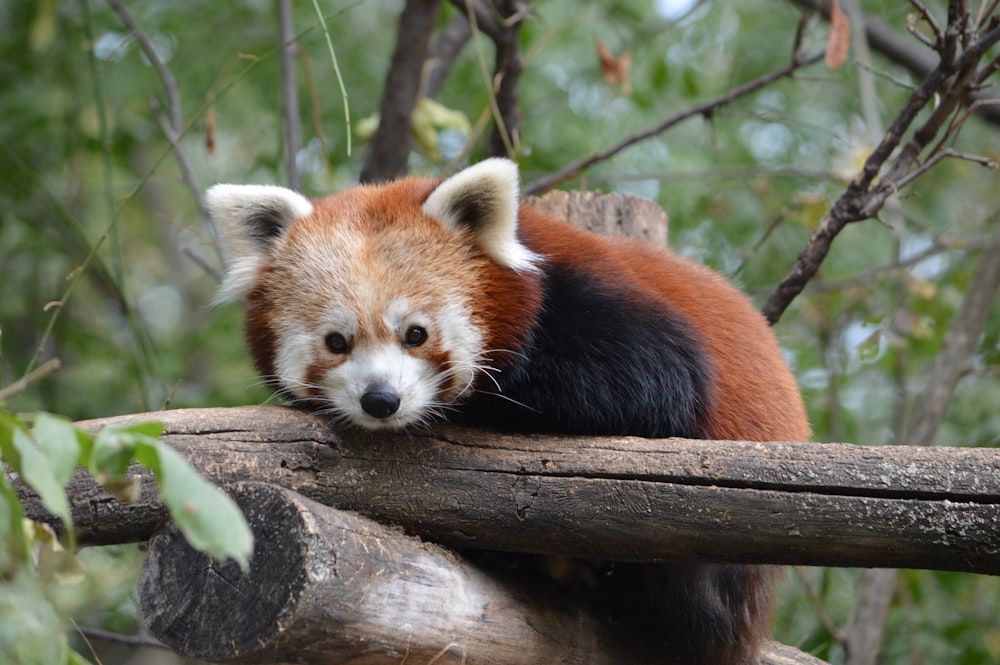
205;184;314;302
422;158;540;272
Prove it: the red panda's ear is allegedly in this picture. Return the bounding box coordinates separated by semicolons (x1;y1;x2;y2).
422;158;540;272
205;184;314;302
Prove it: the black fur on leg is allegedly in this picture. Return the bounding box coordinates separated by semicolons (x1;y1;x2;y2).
600;562;777;665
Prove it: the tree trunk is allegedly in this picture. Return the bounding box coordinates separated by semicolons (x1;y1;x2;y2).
525;190;669;246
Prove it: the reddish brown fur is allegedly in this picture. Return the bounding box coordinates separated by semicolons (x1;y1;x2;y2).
512;205;809;443
245;177;807;442
238;172;807;665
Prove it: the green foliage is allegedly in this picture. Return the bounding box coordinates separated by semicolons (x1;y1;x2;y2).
1;0;998;662
0;411;252;664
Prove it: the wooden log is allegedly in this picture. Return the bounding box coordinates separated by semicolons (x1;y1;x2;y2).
18;406;1000;574
139;480;826;665
140;481;652;664
525;190;669;246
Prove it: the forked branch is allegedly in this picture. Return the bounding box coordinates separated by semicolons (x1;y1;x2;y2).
761;6;1000;324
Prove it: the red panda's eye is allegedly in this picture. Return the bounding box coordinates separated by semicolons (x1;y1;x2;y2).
324;332;350;354
404;326;428;347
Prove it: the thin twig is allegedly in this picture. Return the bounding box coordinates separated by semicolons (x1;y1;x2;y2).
149;97;214;231
278;0;303;190
806;232;997;293
762;17;1000;324
464;0;516;158
75;624;169;650
907;0;945;47
523;51;825;195
106;0;219;261
788;0;1000;127
448;0;503;40
0;358;62;402
182;246;222;283
793;568;847;641
105;0;181;132
310;0;352;158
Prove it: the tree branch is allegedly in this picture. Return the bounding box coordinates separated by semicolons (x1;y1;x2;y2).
788;0;1000;126
426;13;473;99
483;0;528;158
359;0;443;183
139;481;666;665
17;406;1000;574
523;51;825;195
104;0;220;261
761;8;1000;324
277;0;302;191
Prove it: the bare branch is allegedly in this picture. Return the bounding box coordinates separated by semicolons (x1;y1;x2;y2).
426;13;473;99
149;97;214;231
0;358;62;402
904;223;1000;447
105;0;221;263
105;0;180;132
523;51;825;195
762;12;1000;324
483;0;527;158
448;0;503;39
359;0;443;183
806;231;997;292
907;0;945;47
74;626;168;650
789;0;1000;127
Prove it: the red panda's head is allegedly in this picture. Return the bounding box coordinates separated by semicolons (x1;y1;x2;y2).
208;159;542;430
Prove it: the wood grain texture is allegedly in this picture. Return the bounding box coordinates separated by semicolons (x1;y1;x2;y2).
525;190;669;246
19;406;1000;574
140;481;656;665
139;480;827;665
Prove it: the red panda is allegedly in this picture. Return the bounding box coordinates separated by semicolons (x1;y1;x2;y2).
208;158;810;665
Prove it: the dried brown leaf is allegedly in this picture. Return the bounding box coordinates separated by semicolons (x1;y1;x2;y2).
595;37;632;95
826;0;851;70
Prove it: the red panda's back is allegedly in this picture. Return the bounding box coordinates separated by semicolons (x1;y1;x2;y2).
518;205;810;443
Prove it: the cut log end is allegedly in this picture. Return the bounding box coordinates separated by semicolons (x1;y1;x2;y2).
139;481;829;665
140;483;310;661
526;190;669;246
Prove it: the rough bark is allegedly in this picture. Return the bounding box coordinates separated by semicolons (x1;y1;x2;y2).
483;0;525;159
525;190;669;246
18;406;1000;574
358;0;442;183
139;481;658;665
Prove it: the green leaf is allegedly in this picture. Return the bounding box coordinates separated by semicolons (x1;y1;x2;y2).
67;649;95;665
139;442;253;571
89;421;163;481
0;573;69;665
89;420;252;567
5;421;72;535
0;473;29;575
24;520;86;585
31;413;80;487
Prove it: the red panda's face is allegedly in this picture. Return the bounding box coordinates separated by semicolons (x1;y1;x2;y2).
251;207;489;430
208;159;540;430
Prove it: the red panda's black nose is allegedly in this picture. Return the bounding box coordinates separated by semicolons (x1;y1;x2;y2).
361;384;401;419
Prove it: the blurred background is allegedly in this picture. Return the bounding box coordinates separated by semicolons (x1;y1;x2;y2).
1;0;998;663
